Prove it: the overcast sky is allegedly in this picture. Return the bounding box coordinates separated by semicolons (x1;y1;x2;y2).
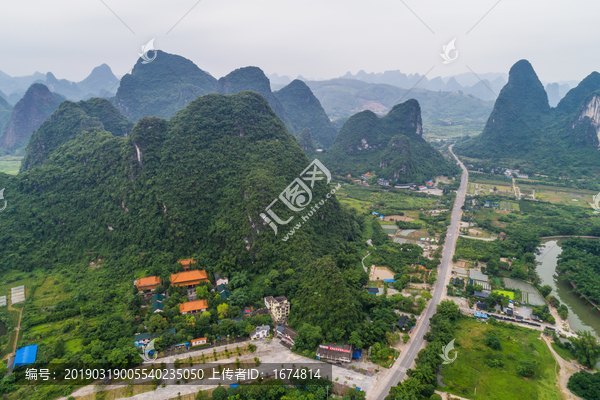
1;0;599;83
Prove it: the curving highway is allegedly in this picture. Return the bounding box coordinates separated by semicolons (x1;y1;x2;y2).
368;145;468;400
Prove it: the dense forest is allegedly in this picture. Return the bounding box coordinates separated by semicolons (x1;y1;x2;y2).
556;238;600;304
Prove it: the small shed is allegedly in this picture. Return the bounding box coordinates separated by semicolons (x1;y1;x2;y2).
13;345;38;368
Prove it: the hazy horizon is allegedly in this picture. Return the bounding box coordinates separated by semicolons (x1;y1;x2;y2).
2;0;599;84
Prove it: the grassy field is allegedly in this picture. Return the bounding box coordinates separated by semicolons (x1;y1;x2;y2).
525;184;597;207
439;318;561;400
493;290;514;300
0;156;22;175
336;184;439;214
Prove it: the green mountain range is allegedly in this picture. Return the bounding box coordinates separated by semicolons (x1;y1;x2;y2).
0;83;62;153
1;90;359;271
114;50;217;122
20;98;133;171
274;79;337;148
322;99;459;183
454;60;600;176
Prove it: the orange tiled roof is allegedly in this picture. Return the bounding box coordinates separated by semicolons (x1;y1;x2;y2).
136;276;161;288
178;258;197;266
171;270;208;286
180;299;208;313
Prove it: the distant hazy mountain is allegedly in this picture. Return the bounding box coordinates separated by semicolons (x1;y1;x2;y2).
0;83;61;152
304;78;493;138
0;96;13;133
45;72;83;100
322;99;459;182
21;98;133;171
267;73;292;86
339;69;508;102
455;59;600;176
545;82;571;107
78;64;120;97
274;79;337;148
0;70;46;97
115;50;217;122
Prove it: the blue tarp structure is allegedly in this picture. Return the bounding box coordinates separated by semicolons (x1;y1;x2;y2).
13;345;37;368
230;384;239;388
383;279;395;283
352;349;362;359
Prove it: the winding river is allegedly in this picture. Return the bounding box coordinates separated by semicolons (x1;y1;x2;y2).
537;239;600;336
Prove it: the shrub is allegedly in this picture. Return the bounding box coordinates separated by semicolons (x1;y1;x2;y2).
517;360;536;377
485;336;502;350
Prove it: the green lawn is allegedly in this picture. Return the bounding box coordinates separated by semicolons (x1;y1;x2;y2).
493;290;514;300
439;318;561;400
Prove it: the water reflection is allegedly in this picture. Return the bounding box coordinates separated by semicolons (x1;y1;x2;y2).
537;240;600;336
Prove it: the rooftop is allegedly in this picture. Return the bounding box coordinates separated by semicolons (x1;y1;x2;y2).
469;270;489;282
136;276;161;288
171;270;208;285
179;299;208;313
178;258;196;266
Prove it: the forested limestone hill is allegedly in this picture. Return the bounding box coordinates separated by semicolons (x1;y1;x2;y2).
274;79;337;148
20;98;133;171
0;91;360;274
114;50;217;122
455;59;600;176
0;83;61;153
322;99;459;183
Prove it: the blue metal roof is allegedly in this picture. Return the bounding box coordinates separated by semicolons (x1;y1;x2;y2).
383;279;395;283
352;349;362;359
13;345;37;368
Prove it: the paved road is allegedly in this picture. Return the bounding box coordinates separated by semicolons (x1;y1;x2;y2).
368;145;468;400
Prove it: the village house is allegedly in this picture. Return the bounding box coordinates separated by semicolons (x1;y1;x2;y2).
170;270;209;289
191;337;208;347
152;302;164;313
316;343;353;363
264;296;290;323
134;328;176;347
250;325;271;340
134;276;161;293
214;272;228;287
179;299;209;315
276;325;297;346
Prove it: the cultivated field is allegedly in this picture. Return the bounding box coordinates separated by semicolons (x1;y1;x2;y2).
0;156;22;175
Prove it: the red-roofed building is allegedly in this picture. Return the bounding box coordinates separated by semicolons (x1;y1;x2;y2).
135;276;162;292
170;270;209;288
